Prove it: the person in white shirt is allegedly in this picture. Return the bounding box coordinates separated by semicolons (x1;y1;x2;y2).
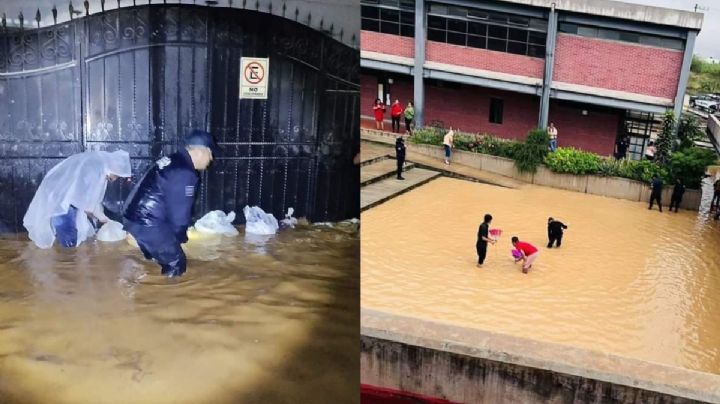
644;140;656;161
548;122;558;152
443;127;455;165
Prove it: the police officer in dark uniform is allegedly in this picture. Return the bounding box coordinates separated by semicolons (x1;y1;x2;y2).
547;217;568;248
123;130;219;277
395;136;406;180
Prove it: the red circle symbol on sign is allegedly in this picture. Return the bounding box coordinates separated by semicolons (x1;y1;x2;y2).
244;62;264;85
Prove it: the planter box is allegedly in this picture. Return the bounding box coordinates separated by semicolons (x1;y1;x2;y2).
533;166;588;193
586;176;644;201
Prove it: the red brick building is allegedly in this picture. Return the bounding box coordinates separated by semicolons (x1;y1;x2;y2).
361;0;703;158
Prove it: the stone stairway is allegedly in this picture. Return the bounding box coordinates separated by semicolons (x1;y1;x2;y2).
360;155;441;211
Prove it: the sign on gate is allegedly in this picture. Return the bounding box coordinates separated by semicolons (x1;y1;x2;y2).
239;57;269;99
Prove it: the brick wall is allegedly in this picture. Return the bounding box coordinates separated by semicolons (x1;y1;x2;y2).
553;34;682;99
548;102;620;156
361;73;414;121
425;41;545;79
361;31;415;59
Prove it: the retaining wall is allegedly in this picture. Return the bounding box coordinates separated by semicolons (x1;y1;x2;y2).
361;129;703;210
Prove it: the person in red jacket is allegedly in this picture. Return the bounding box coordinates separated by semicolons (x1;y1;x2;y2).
373;98;386;130
511;236;539;274
390;99;403;133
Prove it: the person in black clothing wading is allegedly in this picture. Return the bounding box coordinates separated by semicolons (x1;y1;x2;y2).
669;178;685;213
648;174;663;212
395;136;406;180
476;214;496;268
547;217;568;248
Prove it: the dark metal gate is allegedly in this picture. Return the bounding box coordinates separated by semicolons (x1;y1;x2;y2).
0;5;359;233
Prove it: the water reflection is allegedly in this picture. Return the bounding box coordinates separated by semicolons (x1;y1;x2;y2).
0;224;359;403
361;176;720;374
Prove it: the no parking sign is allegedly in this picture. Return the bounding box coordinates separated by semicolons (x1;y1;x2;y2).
239;57;269;99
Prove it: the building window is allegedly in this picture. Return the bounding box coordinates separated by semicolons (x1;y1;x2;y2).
361;0;415;38
558;23;684;50
426;4;547;58
490;98;504;124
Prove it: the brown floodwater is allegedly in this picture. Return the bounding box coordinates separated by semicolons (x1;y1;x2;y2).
361;176;720;374
0;223;359;403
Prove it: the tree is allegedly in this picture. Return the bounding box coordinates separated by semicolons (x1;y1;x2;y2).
676;114;704;150
654;110;675;165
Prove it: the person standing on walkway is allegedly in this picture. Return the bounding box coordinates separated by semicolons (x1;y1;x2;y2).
511;236;539;274
476;214;496;268
548;122;558;152
404;101;414;136
390;99;402;134
373;98;386;131
443;127;454;165
547;217;568;248
669;178;685;213
648;174;663;212
712;178;720;209
395;136;406;180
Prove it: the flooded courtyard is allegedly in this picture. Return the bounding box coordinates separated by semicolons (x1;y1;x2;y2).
0;224;359;404
361;176;720;375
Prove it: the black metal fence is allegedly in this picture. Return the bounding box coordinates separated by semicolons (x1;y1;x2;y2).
0;5;359;232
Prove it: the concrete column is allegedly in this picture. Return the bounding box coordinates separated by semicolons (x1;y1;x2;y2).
538;5;558;129
413;0;426;128
673;30;697;127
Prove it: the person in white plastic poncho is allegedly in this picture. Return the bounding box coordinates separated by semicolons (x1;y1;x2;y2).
23;150;132;249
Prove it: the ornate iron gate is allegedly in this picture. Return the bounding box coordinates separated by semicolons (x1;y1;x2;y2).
0;5;359;233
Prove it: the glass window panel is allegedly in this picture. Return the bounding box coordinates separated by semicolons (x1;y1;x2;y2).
639;35;663;47
468;22;487;35
362;18;380;31
508;16;529;26
468;9;488;19
577;26;598;37
662;38;683;50
619;31;640;42
400;11;415;24
448;7;466;17
528;31;546;44
529;18;547;30
558;23;577;34
598;28;620;40
380;8;400;21
361;0;380;4
488;38;506;51
447;32;466;46
488;13;507;23
467;34;486;49
362;5;380;19
488;25;508;39
448;19;467;33
428;28;446;42
428;15;446;29
380;21;400;35
429;4;448;14
399;0;414;10
509;28;527;42
507;41;527;55
528;44;545;58
379;0;398;6
400;24;415;37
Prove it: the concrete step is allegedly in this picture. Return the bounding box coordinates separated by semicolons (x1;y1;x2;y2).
361;167;441;211
361;159;416;186
361;154;390;167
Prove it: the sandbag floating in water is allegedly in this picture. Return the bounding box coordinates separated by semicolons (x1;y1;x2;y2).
194;210;239;236
243;206;279;235
96;220;127;242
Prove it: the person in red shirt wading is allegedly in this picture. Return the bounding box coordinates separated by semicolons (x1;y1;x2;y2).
390;99;403;133
511;236;539;274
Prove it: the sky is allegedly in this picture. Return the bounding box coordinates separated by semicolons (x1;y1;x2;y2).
622;0;720;59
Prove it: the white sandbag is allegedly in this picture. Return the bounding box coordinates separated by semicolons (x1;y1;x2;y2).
194;210;239;236
243;206;279;235
280;207;298;228
96;220;127;242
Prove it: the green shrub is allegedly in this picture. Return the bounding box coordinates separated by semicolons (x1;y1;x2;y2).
667;147;718;188
616;159;669;183
472;135;521;159
409;127;443;146
544;148;602;175
514;128;549;173
676;114;704;150
453;133;477;152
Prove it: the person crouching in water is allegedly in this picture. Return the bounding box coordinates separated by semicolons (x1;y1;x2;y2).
476;214;496;268
511;236;539;274
547;217;568;248
123;130;219;277
23;150;132;248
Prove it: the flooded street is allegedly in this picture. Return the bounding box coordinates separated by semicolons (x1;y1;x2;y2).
0;224;359;404
361;177;720;374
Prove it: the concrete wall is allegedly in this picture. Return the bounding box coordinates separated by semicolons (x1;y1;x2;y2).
554;34;683;100
361;309;720;404
361;129;704;210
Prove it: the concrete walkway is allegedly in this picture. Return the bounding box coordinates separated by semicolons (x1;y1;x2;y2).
361;167;440;211
361;158;416;186
362;141;525;189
